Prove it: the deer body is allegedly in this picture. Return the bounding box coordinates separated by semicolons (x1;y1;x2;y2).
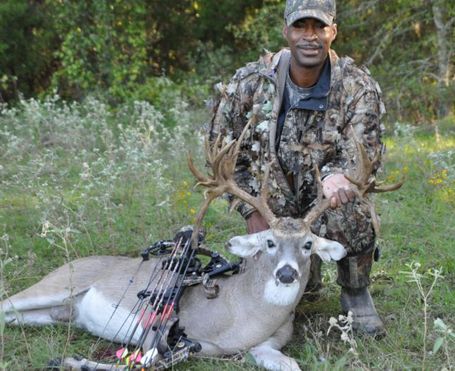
3;226;346;371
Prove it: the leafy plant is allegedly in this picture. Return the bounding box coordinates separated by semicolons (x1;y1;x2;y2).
432;318;454;366
400;262;443;369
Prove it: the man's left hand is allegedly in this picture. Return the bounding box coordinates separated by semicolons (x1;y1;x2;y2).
322;174;356;209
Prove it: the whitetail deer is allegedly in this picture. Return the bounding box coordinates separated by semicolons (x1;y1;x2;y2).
1;125;400;371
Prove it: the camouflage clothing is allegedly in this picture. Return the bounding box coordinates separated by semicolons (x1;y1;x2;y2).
209;48;385;262
284;0;336;26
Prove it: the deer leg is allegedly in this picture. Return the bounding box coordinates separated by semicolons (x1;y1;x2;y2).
249;341;301;371
4;304;77;325
2;289;86;325
57;356;128;370
248;313;301;371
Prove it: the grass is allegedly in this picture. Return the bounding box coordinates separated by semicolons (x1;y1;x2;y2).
0;98;454;370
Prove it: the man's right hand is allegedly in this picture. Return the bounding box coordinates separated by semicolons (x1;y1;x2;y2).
246;211;270;234
322;173;356;209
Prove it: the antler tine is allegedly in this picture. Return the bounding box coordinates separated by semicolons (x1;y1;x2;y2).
259;163;272;206
345;138;404;196
212;119;253;182
371;182;404;193
211;139;237;182
188;134;237;188
188;153;207;183
191;192;218;248
206;133;223;166
303;166;331;225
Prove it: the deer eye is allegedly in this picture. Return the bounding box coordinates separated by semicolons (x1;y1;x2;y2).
267;240;276;249
303;241;312;250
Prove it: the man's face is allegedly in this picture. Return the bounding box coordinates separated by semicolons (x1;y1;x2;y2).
283;18;337;69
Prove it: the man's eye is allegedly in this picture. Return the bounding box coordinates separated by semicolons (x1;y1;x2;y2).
293;20;306;28
267;240;276;248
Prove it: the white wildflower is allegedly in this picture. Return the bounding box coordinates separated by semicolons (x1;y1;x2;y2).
40;221;50;238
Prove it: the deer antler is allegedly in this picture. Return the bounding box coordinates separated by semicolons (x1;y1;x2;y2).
345;139;404;196
188;123;278;247
344;138;404;234
303;137;403;232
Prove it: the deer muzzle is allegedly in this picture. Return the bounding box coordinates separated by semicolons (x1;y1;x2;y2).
276;264;299;284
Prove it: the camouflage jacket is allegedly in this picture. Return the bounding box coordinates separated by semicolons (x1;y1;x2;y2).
209;48;385;219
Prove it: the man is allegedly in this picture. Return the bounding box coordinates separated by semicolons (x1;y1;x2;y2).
209;0;386;336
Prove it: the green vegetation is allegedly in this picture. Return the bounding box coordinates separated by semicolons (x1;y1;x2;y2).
0;0;453;123
0;98;454;370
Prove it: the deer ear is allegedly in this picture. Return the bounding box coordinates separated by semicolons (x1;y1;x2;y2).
226;230;271;257
313;238;346;262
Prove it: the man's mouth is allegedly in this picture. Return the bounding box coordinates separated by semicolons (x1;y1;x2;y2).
299;49;319;56
297;43;322;49
296;44;322;56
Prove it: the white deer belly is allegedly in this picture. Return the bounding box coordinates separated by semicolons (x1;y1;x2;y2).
76;287;143;344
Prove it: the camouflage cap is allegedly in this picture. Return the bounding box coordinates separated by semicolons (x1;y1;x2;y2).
284;0;336;26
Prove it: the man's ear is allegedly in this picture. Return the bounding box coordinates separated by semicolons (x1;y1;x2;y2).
312;237;346;262
282;25;288;39
226;230;270;258
330;23;338;42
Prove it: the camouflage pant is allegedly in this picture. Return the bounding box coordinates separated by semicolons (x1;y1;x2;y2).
309;200;376;289
314;200;376;255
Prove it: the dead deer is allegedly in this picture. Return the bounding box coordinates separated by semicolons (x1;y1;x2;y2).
1;125;400;371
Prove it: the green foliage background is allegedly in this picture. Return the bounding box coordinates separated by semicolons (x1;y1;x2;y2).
0;0;453;123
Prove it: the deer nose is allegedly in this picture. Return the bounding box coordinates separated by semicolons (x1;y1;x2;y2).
276;265;299;284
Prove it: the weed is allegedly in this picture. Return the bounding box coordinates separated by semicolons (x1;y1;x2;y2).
432;318;454;367
327;312;358;356
400;262;443;370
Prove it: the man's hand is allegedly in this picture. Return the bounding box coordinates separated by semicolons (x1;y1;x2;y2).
322;174;356;209
246;211;270;234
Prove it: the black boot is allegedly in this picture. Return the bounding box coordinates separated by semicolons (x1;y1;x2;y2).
337;249;385;337
340;286;385;337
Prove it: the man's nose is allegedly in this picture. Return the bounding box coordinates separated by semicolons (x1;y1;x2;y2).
302;26;317;39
